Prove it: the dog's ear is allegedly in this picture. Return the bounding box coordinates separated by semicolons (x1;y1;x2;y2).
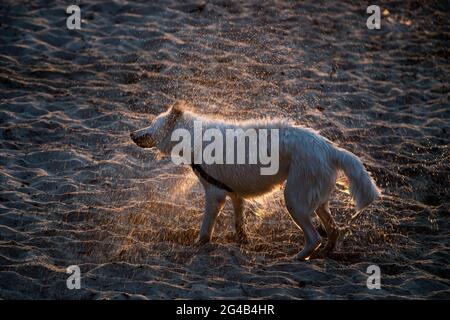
166;100;185;128
170;100;186;117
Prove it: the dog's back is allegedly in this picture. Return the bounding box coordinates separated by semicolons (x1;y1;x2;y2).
197;116;379;208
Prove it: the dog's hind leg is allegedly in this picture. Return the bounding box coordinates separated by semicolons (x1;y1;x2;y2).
230;194;248;243
197;188;226;245
284;178;322;260
315;201;339;255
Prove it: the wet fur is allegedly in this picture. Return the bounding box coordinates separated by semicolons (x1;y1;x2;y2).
130;102;380;260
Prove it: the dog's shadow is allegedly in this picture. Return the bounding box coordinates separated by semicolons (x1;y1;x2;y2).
158;226;367;265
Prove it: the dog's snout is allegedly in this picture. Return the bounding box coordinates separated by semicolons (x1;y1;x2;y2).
130;130;142;145
130;130;152;148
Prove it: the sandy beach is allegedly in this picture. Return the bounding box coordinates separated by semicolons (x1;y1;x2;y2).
0;0;449;299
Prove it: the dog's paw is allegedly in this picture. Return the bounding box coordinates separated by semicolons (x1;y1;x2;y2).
309;242;338;259
195;237;211;247
194;239;216;253
295;251;311;261
295;240;322;261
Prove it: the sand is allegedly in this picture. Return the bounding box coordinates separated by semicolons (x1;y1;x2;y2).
0;0;449;299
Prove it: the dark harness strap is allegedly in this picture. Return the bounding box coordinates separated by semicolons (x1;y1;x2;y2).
190;164;233;193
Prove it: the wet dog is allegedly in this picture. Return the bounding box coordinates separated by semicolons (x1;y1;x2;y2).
130;101;380;260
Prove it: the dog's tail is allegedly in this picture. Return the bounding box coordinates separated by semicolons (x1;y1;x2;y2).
333;147;380;211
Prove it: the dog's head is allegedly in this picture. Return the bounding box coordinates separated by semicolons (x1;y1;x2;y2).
130;100;185;150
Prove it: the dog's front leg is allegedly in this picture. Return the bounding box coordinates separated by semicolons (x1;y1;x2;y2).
230;194;248;243
197;189;226;245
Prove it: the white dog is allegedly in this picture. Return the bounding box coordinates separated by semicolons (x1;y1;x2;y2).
130;101;380;260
